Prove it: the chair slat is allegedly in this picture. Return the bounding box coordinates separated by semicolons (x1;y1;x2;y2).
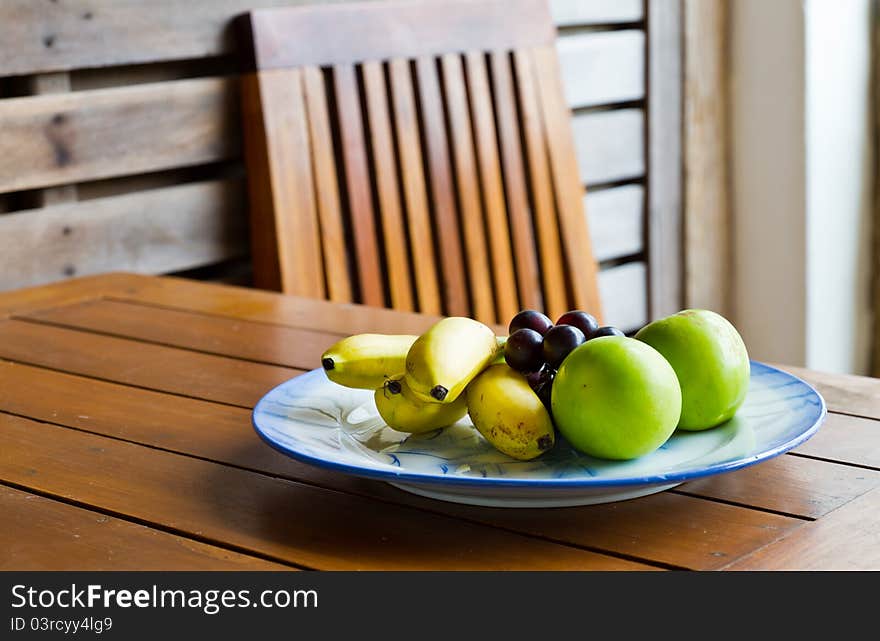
530;46;602;319
388;59;442;315
240;2;603;323
463;51;519;323
511;49;568;320
489;50;543;313
302;66;353;303
362;61;414;311
242;69;325;298
440;54;495;324
414;56;469;317
332;63;385;307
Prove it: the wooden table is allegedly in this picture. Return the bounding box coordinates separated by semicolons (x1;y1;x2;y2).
1;273;878;571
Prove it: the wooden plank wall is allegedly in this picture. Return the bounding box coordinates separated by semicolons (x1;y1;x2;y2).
0;0;664;332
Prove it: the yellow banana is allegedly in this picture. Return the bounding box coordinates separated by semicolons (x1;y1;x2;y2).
467;364;556;461
405;317;500;403
321;334;418;389
374;378;468;433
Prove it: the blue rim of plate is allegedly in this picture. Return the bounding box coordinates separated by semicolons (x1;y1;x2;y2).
251;361;826;488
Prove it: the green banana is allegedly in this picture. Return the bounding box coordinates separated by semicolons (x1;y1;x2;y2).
467;364;556;461
492;336;508;365
405;317;500;403
375;378;468;433
321;334;418;389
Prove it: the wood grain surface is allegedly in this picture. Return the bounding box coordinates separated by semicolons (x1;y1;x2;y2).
0;179;247;291
464;51;520;322
0;486;288;571
238;0;610;323
0;0;655;326
723;487;880;570
362;61;414;312
388;58;442;316
2;0;645;77
0;359;806;570
513;49;567;320
0;319;301;408
0;413;648;571
440;53;495;324
0;273;877;570
0;77;240;193
332;63;385;307
413;56;469;317
491;50;543;314
302;66;352;303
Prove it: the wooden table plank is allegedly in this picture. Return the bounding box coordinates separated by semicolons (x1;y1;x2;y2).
21;301;880;476
0;361;804;570
792;412;880;470
23;298;344;369
0;272;125;316
676;454;880;519
2;274;878;570
21;301;879;476
4;342;873;523
777;364;880;421
0;319;301;407
0;413;651;571
723;487;880;570
3;271;502;335
411;489;800;571
113;273;447;335
0;485;287;571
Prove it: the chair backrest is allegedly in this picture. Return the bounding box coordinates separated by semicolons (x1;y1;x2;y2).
238;0;602;325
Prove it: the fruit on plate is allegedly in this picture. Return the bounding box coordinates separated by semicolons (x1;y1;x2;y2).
542;324;587;369
592;326;625;338
552;337;682;460
321;305;722;463
508;309;554;336
321;334;418;389
556;310;599;340
504;328;544;373
525;365;556;411
375;378;468;433
505;308;622;376
405;317;500;403
635;309;750;430
491;335;508;365
467;364;555;461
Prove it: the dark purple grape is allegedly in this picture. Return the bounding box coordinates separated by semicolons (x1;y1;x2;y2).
542;325;586;369
556;310;599;340
525;369;544;390
504;328;545;373
592;326;625;338
535;377;554;411
508;310;554;336
525;364;553;390
526;366;555;411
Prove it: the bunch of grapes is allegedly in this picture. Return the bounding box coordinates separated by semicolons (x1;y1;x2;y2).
504;310;624;409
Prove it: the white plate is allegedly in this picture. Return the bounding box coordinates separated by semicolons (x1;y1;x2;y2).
252;361;825;507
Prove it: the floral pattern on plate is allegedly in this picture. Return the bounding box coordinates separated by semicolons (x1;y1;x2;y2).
253;361;825;507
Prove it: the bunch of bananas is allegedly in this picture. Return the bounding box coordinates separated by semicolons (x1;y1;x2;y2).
321;317;555;461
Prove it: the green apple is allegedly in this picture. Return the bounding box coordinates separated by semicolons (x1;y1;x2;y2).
635;309;749;431
551;337;682;460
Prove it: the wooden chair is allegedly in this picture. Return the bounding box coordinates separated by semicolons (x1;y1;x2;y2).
237;0;602;325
